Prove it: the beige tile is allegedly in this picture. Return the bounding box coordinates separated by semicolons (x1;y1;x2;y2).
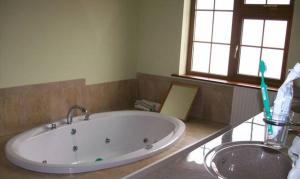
86;79;137;113
137;73;234;124
0;73;231;137
0;80;87;136
137;73;171;103
0;79;137;136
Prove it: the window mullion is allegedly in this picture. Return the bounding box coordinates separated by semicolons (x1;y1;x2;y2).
227;0;242;80
208;0;216;74
186;0;197;74
257;20;266;76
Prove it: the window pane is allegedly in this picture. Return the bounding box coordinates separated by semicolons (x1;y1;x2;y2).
241;19;264;46
239;46;261;76
215;0;234;10
263;20;287;48
213;12;233;43
194;11;213;42
252;124;265;141
244;0;266;4
267;0;290;5
196;0;214;10
192;43;211;73
261;48;284;79
210;44;230;75
232;123;252;141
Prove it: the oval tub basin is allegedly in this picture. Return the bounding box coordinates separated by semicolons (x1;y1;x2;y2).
5;111;185;174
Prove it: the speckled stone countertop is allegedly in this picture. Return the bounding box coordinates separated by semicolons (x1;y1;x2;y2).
125;112;297;179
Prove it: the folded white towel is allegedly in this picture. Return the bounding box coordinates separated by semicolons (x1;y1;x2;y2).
134;99;161;112
134;104;151;111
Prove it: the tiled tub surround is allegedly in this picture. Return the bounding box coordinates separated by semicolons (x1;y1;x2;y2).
0;119;226;178
138;73;234;124
1;73;235;137
0;79;137;136
125;112;295;179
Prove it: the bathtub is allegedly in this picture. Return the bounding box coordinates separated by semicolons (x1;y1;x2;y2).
5;111;185;174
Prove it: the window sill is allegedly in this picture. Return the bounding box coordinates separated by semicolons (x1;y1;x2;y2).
171;74;278;92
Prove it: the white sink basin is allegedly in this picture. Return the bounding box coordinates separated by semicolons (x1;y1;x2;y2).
204;141;292;179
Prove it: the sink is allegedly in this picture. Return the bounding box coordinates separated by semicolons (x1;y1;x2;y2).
204;141;292;179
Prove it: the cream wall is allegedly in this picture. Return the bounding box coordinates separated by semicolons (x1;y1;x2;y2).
288;1;300;86
136;0;185;76
288;0;300;71
1;0;299;89
137;0;300;79
0;0;138;88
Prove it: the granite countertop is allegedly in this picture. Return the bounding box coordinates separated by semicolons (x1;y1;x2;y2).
126;112;297;179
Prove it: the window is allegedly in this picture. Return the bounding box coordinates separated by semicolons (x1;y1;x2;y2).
187;0;294;87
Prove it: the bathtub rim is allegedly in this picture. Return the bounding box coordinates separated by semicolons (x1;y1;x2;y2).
5;110;185;174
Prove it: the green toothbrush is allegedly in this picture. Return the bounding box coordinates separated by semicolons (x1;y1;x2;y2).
259;60;273;135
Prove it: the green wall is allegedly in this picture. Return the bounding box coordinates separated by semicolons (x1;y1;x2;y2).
0;0;138;88
136;0;185;76
1;0;299;88
288;0;300;72
137;0;300;78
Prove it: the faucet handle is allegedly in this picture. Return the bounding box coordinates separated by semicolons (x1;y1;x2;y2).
84;113;90;121
46;123;57;130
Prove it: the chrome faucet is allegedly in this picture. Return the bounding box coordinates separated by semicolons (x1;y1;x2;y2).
66;105;89;124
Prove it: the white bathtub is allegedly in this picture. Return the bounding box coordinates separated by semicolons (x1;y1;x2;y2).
5;111;185;174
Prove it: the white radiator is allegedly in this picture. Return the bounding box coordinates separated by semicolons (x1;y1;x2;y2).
230;86;276;125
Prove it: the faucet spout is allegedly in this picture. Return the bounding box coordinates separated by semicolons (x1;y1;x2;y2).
67;105;89;124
